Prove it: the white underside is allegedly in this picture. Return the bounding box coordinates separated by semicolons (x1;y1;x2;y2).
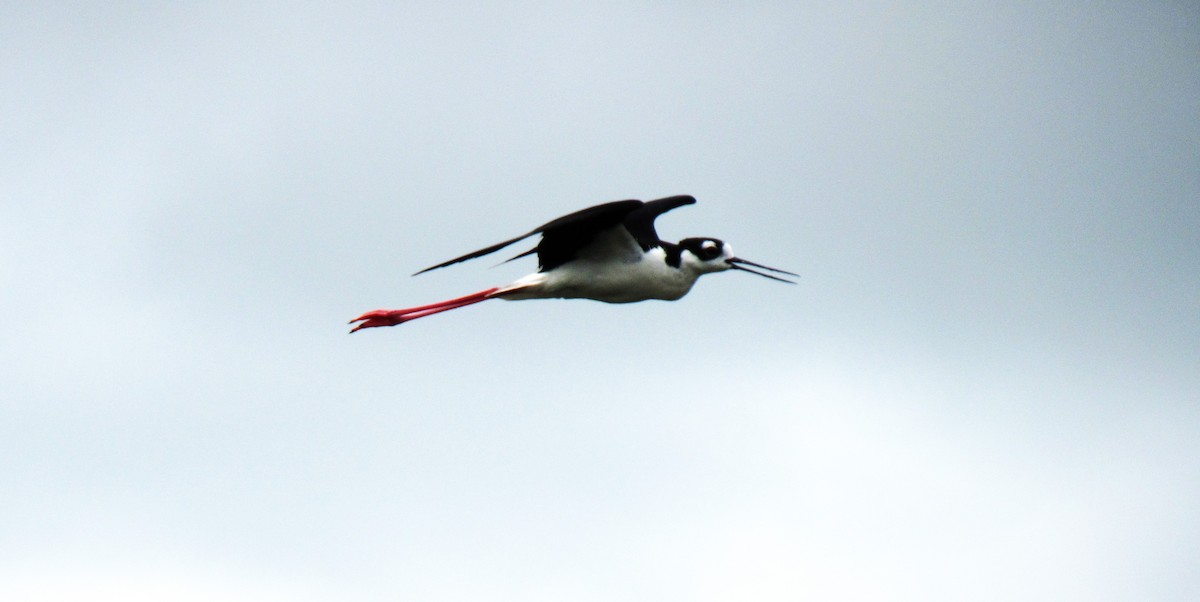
494;230;700;303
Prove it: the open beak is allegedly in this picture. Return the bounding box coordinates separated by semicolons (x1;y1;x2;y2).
727;258;798;284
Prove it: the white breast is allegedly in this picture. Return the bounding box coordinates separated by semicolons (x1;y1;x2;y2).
499;230;700;303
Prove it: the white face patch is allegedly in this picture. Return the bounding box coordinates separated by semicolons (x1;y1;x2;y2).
701;240;717;252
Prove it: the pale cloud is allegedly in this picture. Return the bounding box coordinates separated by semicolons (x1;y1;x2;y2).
2;2;1197;601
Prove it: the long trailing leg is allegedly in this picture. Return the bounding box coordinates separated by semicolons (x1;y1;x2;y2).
349;287;500;333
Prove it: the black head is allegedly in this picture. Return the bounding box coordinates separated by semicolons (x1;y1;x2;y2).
678;237;797;283
679;237;728;262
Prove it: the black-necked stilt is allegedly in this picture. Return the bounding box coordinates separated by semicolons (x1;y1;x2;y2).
349;195;796;332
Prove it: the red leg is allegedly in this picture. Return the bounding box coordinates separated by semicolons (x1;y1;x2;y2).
349;287;501;333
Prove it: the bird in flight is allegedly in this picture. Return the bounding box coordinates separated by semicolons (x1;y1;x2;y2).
349;195;796;332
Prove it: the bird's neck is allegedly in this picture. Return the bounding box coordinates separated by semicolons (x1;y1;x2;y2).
658;241;685;269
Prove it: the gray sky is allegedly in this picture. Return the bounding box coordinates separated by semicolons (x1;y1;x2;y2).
3;2;1198;600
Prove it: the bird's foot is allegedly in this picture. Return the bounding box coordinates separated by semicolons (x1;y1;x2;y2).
348;309;410;333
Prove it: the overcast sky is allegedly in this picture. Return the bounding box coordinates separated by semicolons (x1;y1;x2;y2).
3;2;1198;601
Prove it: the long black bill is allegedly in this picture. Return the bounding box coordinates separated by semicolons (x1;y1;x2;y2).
727;258;799;284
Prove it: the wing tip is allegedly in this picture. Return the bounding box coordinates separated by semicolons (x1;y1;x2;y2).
652;194;697;205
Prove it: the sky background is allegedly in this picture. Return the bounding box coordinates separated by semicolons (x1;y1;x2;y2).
3;2;1198;600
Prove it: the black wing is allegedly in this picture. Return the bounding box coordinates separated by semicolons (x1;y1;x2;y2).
622;195;697;251
413;195;696;275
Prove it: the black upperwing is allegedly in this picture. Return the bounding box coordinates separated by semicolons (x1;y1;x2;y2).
413;196;696;275
622;195;696;251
